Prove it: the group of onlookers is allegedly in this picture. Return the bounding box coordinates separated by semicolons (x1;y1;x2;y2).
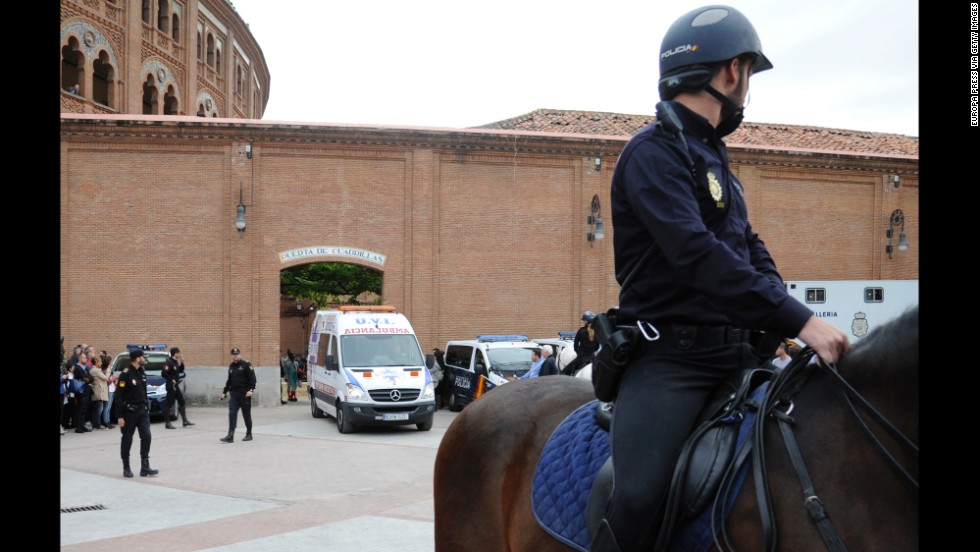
61;343;117;435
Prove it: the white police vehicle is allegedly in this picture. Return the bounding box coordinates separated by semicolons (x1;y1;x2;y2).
532;331;577;374
442;335;538;412
109;344;184;421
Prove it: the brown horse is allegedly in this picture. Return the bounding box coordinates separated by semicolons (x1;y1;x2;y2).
434;307;918;552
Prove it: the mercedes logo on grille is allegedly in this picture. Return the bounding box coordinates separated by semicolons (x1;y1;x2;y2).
389;389;402;401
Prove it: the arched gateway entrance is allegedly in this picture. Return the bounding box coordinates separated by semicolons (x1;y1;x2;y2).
278;251;386;360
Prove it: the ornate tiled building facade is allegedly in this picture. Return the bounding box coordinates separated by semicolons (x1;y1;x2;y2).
61;0;269;118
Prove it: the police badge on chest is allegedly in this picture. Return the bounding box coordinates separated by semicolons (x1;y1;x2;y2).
707;171;724;209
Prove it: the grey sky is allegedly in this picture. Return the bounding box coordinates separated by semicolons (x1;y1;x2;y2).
230;0;918;136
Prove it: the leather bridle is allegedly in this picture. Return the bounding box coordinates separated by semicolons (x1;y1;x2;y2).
711;348;919;552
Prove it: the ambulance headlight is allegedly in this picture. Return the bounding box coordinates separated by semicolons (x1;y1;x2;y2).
422;382;435;400
345;383;368;400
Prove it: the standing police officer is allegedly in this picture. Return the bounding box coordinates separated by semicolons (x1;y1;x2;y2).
219;347;256;443
592;6;850;552
162;347;194;428
115;349;158;478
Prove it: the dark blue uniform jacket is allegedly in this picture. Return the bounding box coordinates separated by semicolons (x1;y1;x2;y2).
610;101;811;337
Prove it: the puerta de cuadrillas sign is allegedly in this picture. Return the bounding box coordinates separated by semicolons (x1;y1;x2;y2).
278;246;386;267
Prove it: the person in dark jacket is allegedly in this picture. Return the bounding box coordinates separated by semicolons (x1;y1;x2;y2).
72;353;93;433
537;345;558;376
162;347;193;428
115;349;158;478
562;311;598;375
219;347;256;443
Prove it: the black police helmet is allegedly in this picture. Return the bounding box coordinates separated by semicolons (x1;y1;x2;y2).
658;5;772;101
582;311;596;322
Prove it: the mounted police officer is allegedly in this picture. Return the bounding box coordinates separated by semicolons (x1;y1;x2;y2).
115;349;159;478
220;347;256;443
562;311;598;376
591;6;849;551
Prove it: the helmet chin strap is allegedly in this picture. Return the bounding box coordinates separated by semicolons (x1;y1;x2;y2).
704;85;744;137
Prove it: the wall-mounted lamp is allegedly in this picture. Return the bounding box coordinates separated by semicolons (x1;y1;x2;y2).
594;156;601;171
245;143;253;159
891;175;900;188
235;183;247;234
587;194;605;246
885;208;908;259
296;298;304;311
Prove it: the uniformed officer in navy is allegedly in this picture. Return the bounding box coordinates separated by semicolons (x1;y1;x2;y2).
162;347;194;428
562;311;598;375
115;349;159;478
219;347;256;443
591;6;850;552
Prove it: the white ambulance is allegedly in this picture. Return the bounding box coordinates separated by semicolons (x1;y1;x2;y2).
306;305;436;433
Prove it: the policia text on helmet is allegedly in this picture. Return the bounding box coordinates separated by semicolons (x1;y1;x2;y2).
657;5;772;137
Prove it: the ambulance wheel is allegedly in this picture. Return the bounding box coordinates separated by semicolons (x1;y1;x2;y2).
336;403;354;434
310;394;324;418
416;416;433;431
448;392;462;412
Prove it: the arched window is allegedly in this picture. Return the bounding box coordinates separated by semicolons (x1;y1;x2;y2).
92;50;115;108
142;74;159;115
157;0;170;33
163;85;179;115
236;64;243;95
215;45;222;74
142;0;151;25
171;9;181;41
206;33;214;67
197;103;206;117
61;37;83;93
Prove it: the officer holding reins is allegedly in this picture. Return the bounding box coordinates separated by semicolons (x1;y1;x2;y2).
591;6;849;552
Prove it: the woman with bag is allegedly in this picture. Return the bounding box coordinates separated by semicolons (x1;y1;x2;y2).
88;354;110;429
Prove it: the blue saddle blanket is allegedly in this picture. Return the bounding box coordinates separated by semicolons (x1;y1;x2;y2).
531;384;766;552
531;400;609;551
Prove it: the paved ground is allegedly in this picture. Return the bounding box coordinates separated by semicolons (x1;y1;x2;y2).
60;395;458;551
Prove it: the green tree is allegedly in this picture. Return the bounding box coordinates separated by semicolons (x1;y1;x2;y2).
281;262;382;307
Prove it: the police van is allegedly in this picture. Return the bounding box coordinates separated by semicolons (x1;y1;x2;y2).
109;344;183;421
532;331;577;373
306;305;436;433
442;335;538;412
785;280;919;344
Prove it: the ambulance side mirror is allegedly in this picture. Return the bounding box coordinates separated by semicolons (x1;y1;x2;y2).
425;353;435;369
326;355;337;371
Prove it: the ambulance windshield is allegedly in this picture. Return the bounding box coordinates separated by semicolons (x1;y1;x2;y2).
340;334;424;367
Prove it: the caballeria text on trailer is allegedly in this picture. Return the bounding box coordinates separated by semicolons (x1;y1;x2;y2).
306;305;436;434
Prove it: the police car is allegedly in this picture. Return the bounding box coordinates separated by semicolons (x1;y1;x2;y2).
532;331;577;373
109;344;185;421
442;335;538;412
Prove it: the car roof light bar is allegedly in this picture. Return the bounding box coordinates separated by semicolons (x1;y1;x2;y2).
476;334;529;342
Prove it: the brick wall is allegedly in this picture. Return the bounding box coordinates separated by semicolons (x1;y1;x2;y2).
60;116;919;405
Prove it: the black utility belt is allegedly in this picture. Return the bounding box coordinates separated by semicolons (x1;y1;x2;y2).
644;323;763;350
122;402;146;412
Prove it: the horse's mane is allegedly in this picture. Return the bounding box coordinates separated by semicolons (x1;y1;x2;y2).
836;305;918;383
